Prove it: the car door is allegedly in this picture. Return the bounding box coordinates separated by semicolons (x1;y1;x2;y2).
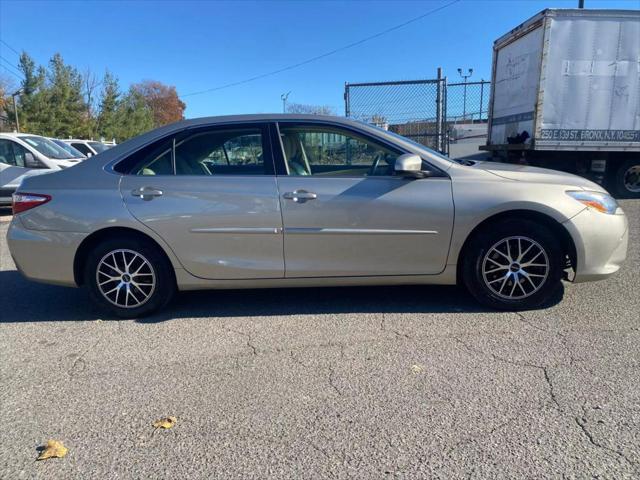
119;123;284;280
0;139;42;194
274;122;454;277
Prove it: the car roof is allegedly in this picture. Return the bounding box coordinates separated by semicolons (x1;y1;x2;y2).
0;132;43;138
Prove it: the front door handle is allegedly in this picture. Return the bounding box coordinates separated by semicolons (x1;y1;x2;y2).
283;190;317;203
131;187;163;201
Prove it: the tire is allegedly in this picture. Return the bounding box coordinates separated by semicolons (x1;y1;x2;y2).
84;236;176;318
462;219;564;311
612;159;640;199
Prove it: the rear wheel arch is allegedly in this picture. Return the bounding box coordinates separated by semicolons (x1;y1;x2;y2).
74;227;176;286
455;210;577;284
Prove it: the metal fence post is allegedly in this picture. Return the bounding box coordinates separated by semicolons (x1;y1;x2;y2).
479;80;485;119
436;67;443;153
344;82;350;117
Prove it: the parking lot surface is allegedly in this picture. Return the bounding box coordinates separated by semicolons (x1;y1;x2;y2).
1;201;639;479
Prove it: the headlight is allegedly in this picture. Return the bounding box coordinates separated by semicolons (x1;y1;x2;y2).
566;190;618;214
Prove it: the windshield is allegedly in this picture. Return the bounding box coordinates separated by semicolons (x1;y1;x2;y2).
51;139;86;158
19;135;77;160
89;141;108;153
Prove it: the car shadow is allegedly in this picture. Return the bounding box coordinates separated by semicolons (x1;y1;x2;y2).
0;269;564;323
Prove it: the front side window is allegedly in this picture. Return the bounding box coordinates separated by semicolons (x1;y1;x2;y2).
278;125;401;177
0;140;29;167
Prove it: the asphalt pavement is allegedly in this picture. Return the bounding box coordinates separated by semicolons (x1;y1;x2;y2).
1;201;638;479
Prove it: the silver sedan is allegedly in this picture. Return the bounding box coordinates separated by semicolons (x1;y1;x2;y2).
7;115;629;317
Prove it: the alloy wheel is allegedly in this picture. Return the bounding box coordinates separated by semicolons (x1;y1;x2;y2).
481;236;549;300
96;249;156;308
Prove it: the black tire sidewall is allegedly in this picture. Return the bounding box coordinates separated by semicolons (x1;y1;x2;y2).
84;237;176;318
614;159;640;199
462;219;564;310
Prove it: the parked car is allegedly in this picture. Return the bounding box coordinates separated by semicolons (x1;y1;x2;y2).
7;115;628;318
63;139;112;157
0;133;85;206
49;138;87;159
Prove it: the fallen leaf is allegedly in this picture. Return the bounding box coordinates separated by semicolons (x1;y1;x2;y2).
153;416;177;430
411;364;425;374
36;440;68;460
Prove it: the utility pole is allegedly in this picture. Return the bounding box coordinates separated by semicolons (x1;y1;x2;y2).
281;91;291;113
457;68;473;121
11;89;24;133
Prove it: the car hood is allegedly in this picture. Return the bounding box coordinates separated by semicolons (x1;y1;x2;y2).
471;161;607;192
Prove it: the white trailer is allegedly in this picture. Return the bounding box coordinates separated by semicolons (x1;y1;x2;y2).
482;9;640;197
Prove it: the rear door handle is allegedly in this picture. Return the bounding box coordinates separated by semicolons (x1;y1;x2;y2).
131;187;163;201
283;190;317;203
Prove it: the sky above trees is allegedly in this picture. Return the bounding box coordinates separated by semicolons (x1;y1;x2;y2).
1;0;637;119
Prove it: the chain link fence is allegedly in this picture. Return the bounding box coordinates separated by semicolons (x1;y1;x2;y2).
345;76;491;155
345;79;446;152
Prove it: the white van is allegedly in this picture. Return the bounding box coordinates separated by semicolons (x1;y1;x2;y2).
0;132;85;205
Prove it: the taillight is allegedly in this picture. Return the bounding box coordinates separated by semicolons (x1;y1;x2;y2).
12;192;52;214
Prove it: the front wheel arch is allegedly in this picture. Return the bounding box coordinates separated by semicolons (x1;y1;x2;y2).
73;227;175;287
455;210;577;286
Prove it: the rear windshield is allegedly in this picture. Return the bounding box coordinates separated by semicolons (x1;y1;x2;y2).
20;136;76;160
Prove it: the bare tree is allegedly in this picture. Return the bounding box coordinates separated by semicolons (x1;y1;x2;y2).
286;103;336;116
82;67;101;117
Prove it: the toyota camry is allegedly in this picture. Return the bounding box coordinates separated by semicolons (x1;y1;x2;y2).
7;115;628;317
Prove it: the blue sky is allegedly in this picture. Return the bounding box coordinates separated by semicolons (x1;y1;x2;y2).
1;0;637;118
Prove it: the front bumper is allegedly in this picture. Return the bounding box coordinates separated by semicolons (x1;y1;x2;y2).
6;217;87;287
563;207;628;283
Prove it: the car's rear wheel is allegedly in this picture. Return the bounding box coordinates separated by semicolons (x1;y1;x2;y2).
84;237;176;318
462;219;564;310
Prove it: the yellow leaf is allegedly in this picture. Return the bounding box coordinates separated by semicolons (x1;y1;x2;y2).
36;440;68;460
411;364;425;374
153;416;177;430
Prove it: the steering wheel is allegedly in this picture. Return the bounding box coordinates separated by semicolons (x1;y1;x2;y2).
368;152;383;176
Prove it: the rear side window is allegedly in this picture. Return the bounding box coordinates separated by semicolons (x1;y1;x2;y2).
113;125;272;176
0;139;26;167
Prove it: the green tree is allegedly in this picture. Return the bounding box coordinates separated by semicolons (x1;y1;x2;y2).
16;52;49;134
113;87;154;140
46;53;90;137
96;71;120;141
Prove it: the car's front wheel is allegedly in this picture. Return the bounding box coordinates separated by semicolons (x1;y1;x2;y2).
462;219;564;310
84;237;176;318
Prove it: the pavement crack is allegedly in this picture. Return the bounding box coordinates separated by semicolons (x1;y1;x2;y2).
575;406;637;469
328;364;343;397
453;336;562;411
225;326;258;356
68;338;101;377
542;366;562;411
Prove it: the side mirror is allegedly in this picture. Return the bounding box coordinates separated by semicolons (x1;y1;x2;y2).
394;153;427;178
24;152;42;169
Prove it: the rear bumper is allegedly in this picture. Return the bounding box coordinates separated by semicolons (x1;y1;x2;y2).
6;217;86;287
563;208;628;283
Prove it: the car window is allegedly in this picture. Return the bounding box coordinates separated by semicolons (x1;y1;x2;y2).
0;139;27;168
175;129;264;176
71;143;93;156
20;136;75;160
89;141;108;153
278;125;401;177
